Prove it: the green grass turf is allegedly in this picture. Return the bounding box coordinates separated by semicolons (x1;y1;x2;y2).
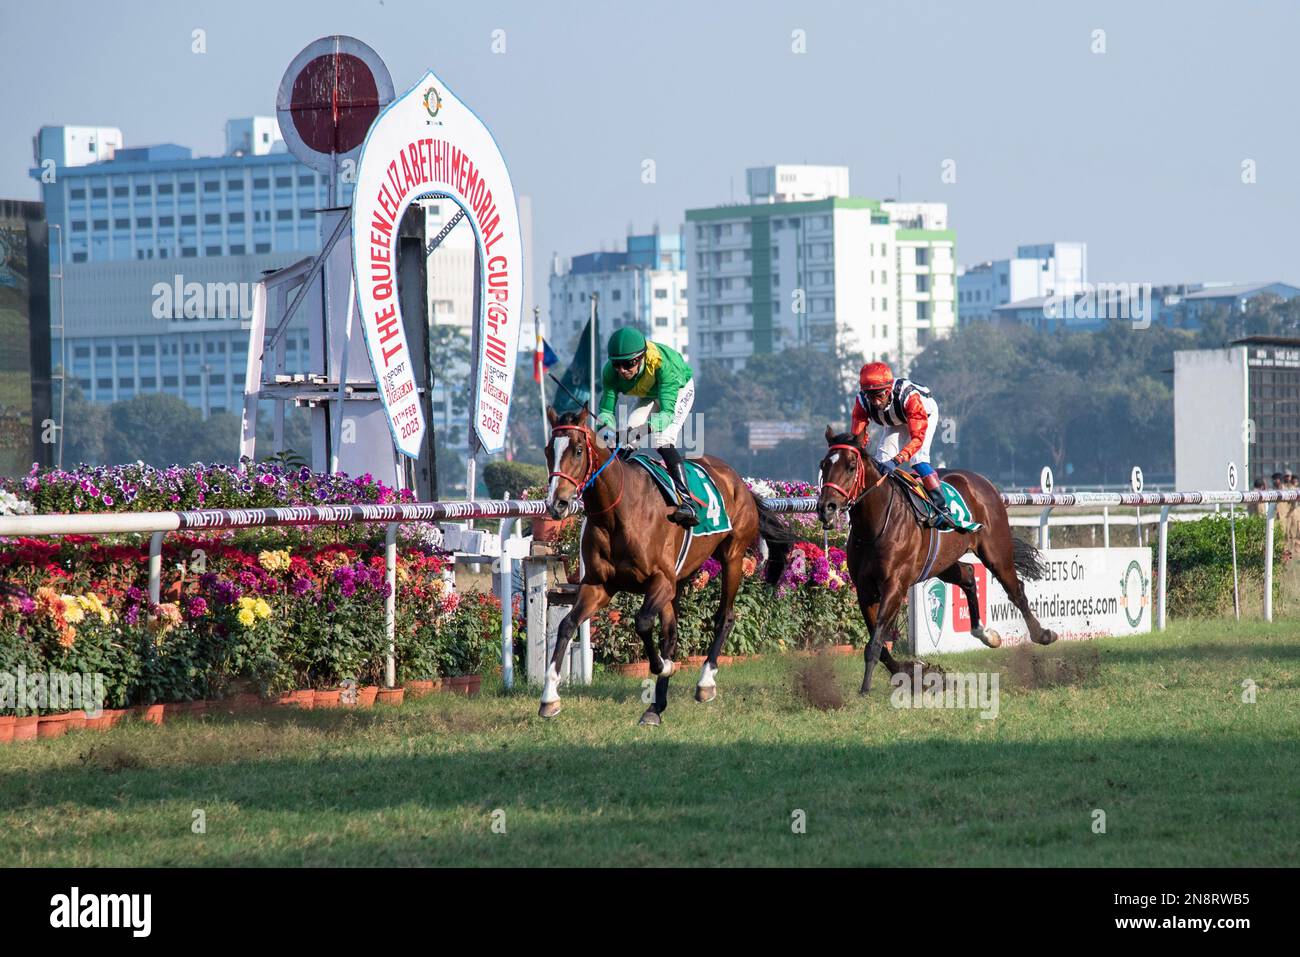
1;618;1296;866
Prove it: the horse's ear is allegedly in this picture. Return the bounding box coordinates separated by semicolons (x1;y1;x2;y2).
825;424;836;443
546;406;558;428
580;403;592;428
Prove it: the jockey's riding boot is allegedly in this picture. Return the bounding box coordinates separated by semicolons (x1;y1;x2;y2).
659;447;700;528
926;486;952;525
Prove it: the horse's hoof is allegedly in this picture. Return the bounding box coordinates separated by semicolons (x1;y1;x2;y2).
638;708;661;727
538;700;561;719
1036;629;1059;645
973;627;1002;649
695;684;716;703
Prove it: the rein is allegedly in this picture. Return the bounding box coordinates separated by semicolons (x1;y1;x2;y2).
549;424;626;516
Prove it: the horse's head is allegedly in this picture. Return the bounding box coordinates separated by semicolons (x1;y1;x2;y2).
817;424;877;528
545;406;597;519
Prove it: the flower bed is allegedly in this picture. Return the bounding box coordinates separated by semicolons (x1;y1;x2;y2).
0;462;509;716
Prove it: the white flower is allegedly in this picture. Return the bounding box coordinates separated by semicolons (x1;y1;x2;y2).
744;478;778;499
0;490;35;516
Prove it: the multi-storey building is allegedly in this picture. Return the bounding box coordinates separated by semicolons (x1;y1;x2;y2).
548;231;688;360
957;242;1088;323
684;165;955;372
31;119;338;417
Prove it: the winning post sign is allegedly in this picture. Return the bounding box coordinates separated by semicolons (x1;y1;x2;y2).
351;70;524;457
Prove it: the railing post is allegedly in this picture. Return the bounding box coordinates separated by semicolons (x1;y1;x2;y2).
385;523;397;688
497;518;517;690
1157;505;1170;631
1102;506;1110;549
1265;501;1276;623
1038;506;1053;550
148;531;164;605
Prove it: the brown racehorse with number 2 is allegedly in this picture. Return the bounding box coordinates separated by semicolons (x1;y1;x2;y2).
816;426;1058;695
541;407;793;725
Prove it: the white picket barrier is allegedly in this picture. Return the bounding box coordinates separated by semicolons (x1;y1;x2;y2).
2;488;1295;689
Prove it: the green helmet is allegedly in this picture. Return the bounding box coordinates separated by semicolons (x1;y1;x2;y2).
607;326;647;361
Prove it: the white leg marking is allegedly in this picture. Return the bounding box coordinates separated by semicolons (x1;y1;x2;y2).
657;659;674;677
540;662;562;704
697;662;718;689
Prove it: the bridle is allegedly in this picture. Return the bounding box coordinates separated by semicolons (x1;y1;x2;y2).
549;424;626;516
821;442;900;546
821;443;889;510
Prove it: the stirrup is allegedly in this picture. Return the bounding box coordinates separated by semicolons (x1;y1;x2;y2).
670;502;700;527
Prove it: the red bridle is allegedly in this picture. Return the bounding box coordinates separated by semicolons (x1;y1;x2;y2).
548;424;625;516
820;443;888;509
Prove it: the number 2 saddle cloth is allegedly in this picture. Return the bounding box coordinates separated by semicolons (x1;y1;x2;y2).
890;468;983;533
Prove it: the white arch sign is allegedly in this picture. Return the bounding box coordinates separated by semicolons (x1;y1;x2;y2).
351;69;524;457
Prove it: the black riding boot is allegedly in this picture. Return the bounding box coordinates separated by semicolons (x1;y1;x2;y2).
658;446;700;528
926;486;952;525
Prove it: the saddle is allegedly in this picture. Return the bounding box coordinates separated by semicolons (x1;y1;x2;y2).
888;468;982;533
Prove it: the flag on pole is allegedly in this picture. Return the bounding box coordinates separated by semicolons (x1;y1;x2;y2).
533;335;558;384
553;313;598;415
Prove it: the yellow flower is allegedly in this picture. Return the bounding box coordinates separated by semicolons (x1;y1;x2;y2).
254;598;272;620
77;592;112;624
236;608;256;628
238;596;255;610
258;549;292;573
61;596;86;625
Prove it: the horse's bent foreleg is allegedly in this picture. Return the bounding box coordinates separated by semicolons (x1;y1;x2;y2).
539;583;610;718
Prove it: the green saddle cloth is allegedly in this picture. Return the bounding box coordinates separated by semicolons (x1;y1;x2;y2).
626;451;732;536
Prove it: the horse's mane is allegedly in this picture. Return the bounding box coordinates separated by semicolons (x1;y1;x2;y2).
827;431;864;448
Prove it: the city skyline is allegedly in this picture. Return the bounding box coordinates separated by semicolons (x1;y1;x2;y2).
3;0;1298;293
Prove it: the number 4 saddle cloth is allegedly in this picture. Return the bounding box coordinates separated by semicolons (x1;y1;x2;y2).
625;451;732;536
890;468;983;533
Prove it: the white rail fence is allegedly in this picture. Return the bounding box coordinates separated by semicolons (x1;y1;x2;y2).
1;489;1295;688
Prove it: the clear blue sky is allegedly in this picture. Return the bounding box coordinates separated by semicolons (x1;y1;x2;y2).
2;0;1296;285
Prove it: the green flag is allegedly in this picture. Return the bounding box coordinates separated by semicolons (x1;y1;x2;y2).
553;312;598;415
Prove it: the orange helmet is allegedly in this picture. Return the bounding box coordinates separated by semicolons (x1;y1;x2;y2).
859;361;894;392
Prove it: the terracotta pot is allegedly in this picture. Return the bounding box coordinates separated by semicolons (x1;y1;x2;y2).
103;708;128;729
403;679;439;698
64;712;88;733
357;686;379;708
376;687;405;706
714;655;734;667
0;715;14;744
83;711;112;732
135;704;166;725
38;713;72;738
313;690;341;709
530;516;571;543
226;693;260;713
162;702;189;720
12;715;40;741
611;661;650;678
272;691;297;708
445;675;481;697
829;644;857;656
686;655;708;667
187;700;209;717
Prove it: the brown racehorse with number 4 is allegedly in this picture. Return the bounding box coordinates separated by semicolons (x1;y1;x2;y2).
816;426;1058;695
541;407;794;725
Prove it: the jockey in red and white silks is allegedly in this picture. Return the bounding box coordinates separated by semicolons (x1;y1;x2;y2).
851;361;951;520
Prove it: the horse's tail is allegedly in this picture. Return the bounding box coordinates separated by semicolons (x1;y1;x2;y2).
751;492;796;586
1012;537;1049;581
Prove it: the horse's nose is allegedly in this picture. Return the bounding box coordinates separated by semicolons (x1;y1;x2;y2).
547;499;566;520
819;501;838;527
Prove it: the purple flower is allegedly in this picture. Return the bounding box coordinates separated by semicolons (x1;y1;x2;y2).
339;580;357;597
186;596;208;618
701;557;722;579
291;576;313;596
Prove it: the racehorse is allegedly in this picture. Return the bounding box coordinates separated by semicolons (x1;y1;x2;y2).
816;426;1057;695
541;407;793;725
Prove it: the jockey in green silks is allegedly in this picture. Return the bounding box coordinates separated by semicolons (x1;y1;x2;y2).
596;326;699;528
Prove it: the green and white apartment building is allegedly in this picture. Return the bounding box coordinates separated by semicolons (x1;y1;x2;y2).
684;165;956;372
